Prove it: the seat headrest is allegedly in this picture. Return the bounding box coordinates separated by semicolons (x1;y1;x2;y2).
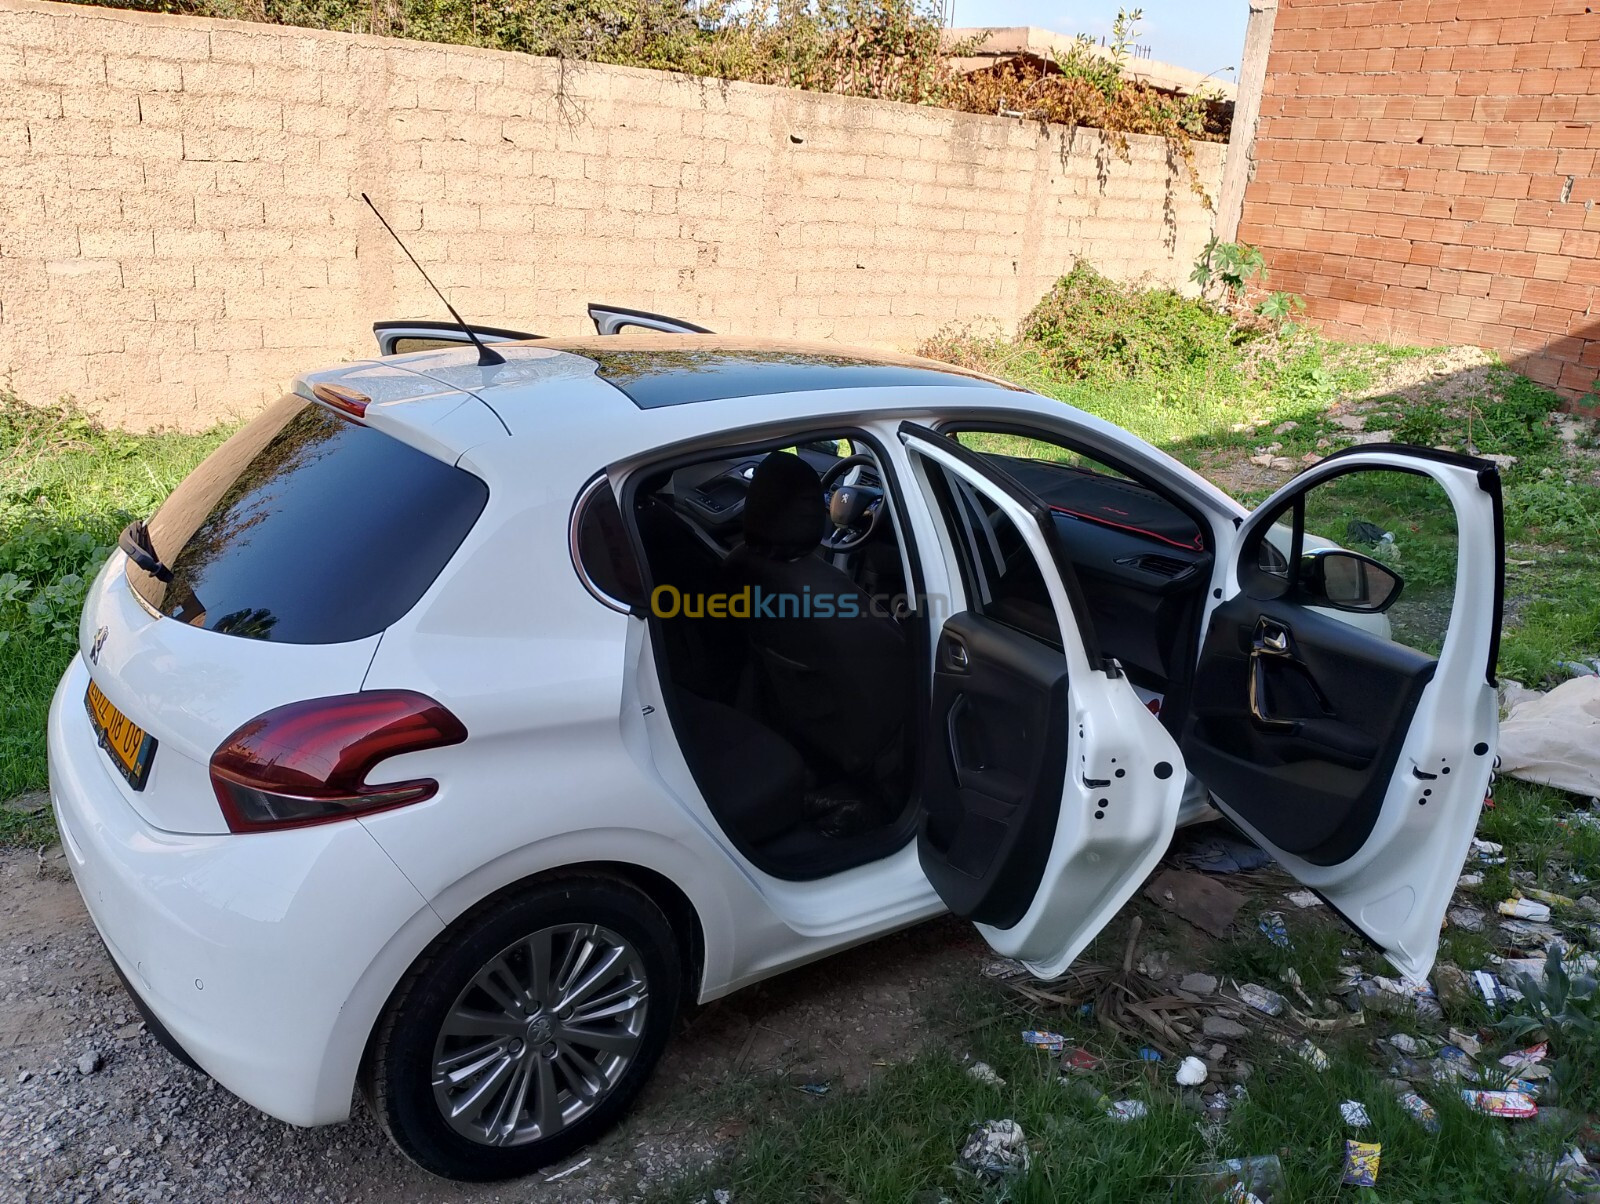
742;451;824;556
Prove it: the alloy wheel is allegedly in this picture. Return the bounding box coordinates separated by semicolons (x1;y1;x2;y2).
429;923;649;1147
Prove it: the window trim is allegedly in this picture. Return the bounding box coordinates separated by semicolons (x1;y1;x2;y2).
569;473;637;615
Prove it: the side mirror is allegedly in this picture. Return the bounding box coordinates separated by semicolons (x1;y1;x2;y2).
1298;548;1403;614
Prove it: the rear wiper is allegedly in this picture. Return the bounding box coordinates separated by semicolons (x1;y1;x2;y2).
119;520;174;583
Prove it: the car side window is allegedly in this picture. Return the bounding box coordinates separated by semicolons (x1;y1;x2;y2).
572;479;646;611
922;462;1060;647
1243;468;1459;655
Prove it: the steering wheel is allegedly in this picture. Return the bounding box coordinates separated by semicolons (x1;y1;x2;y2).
818;453;887;552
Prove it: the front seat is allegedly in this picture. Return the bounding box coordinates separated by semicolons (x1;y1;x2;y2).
725;452;909;788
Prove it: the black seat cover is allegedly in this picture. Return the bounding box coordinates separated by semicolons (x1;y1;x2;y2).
725;453;909;784
672;690;807;845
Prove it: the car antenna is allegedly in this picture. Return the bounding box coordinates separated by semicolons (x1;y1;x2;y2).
360;192;505;367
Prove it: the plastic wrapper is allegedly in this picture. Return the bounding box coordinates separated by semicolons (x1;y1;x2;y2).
1397;1091;1440;1132
1105;1099;1148;1122
1499;897;1553;922
1021;1030;1065;1054
1237;983;1286;1016
959;1119;1030;1179
1341;1141;1382;1187
1462;1089;1538;1118
1296;1040;1330;1071
1258;911;1291;948
1340;1099;1371;1127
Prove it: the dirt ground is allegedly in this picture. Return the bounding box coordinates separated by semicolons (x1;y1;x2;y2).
0;844;989;1204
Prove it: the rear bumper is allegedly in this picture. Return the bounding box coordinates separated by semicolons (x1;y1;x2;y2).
48;654;446;1127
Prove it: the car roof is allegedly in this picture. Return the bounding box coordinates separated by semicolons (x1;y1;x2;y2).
503;335;1022;409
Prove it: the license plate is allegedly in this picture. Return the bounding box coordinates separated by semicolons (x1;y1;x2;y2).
84;680;157;791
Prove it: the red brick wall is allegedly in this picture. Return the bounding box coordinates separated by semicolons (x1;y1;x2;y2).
1239;0;1600;400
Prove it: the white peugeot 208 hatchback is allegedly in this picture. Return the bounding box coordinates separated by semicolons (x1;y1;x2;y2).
49;327;1503;1180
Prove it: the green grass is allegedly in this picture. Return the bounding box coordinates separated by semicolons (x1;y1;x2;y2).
649;973;1578;1203
0;396;226;806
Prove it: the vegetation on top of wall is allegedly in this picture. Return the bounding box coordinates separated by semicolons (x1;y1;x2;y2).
75;0;1227;176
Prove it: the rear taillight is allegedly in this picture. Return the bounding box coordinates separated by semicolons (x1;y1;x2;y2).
209;691;466;833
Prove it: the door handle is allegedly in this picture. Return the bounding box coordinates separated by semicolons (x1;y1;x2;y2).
1249;619;1300;732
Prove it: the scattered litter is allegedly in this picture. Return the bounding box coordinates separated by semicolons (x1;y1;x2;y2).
1174;832;1273;874
1138;950;1171;979
1463;1089;1538;1118
1448;906;1487;932
1390;1033;1431;1056
1447;1028;1482;1057
544;1157;592;1182
1194;1154;1284;1202
1361;975;1442;1020
1257;912;1291;949
1137;1046;1164;1062
1499;1043;1549;1072
981;958;1026;980
959;1120;1031;1179
1524;888;1576;908
1180;972;1219;996
1458;871;1484;888
1547;1148;1600;1197
1500;918;1564;947
794;1081;830;1096
1474;969;1512;1008
1340;1100;1371;1128
1397;1091;1440;1132
1223;1187;1263;1204
1060;1048;1101;1074
1236;983;1286;1017
1470;838;1507;865
1341;1140;1382;1187
1105;1099;1149;1122
1145;869;1246;937
1433;1045;1479;1082
1296;1040;1330;1071
1499;897;1553;922
1022;1030;1066;1054
1286;889;1323;908
1176;1056;1208;1087
964;1061;1005;1087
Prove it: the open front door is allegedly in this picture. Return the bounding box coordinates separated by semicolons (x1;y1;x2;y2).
901;424;1185;979
1183;446;1503;980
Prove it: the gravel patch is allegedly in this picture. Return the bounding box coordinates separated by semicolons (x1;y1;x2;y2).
0;846;980;1203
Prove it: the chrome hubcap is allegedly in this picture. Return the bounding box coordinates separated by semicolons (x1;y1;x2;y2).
430;923;649;1147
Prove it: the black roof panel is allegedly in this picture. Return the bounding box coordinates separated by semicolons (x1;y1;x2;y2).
584;348;1009;409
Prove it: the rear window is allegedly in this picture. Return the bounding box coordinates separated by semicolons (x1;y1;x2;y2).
126;395;488;644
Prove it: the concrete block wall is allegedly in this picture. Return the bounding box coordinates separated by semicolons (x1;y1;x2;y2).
0;0;1222;429
1239;0;1600;399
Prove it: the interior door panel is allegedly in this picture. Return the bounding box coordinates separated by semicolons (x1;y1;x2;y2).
919;612;1069;927
1185;595;1437;864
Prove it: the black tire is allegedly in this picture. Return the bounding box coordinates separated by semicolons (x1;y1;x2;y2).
361;875;682;1181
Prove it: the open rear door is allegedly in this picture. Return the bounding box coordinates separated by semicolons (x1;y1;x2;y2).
372;320;538;356
901;424;1185;979
1183;446;1503;980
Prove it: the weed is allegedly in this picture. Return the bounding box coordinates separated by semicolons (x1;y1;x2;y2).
1499;946;1600;1114
0;393;225;804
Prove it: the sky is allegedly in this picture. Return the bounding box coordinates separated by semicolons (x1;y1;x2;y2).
945;0;1249;81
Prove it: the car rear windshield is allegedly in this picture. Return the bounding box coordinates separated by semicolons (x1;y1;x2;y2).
125;394;489;644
